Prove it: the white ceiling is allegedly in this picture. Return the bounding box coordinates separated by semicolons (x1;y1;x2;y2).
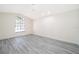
0;4;79;20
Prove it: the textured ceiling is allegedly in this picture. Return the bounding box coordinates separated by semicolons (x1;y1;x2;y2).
0;4;79;20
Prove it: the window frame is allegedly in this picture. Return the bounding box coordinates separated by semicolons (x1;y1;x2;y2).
15;16;25;32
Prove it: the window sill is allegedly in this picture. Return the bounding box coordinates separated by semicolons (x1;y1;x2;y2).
15;30;25;33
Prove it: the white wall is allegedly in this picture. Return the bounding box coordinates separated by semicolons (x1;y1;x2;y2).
0;12;33;40
34;9;79;45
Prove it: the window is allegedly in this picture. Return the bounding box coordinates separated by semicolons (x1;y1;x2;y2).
15;16;25;32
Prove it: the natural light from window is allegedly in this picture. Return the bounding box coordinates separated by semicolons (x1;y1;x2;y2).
15;16;25;32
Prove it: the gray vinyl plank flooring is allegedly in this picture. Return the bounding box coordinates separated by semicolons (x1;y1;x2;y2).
0;34;79;54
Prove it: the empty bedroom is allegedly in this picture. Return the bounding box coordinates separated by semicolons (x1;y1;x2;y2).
0;4;79;54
